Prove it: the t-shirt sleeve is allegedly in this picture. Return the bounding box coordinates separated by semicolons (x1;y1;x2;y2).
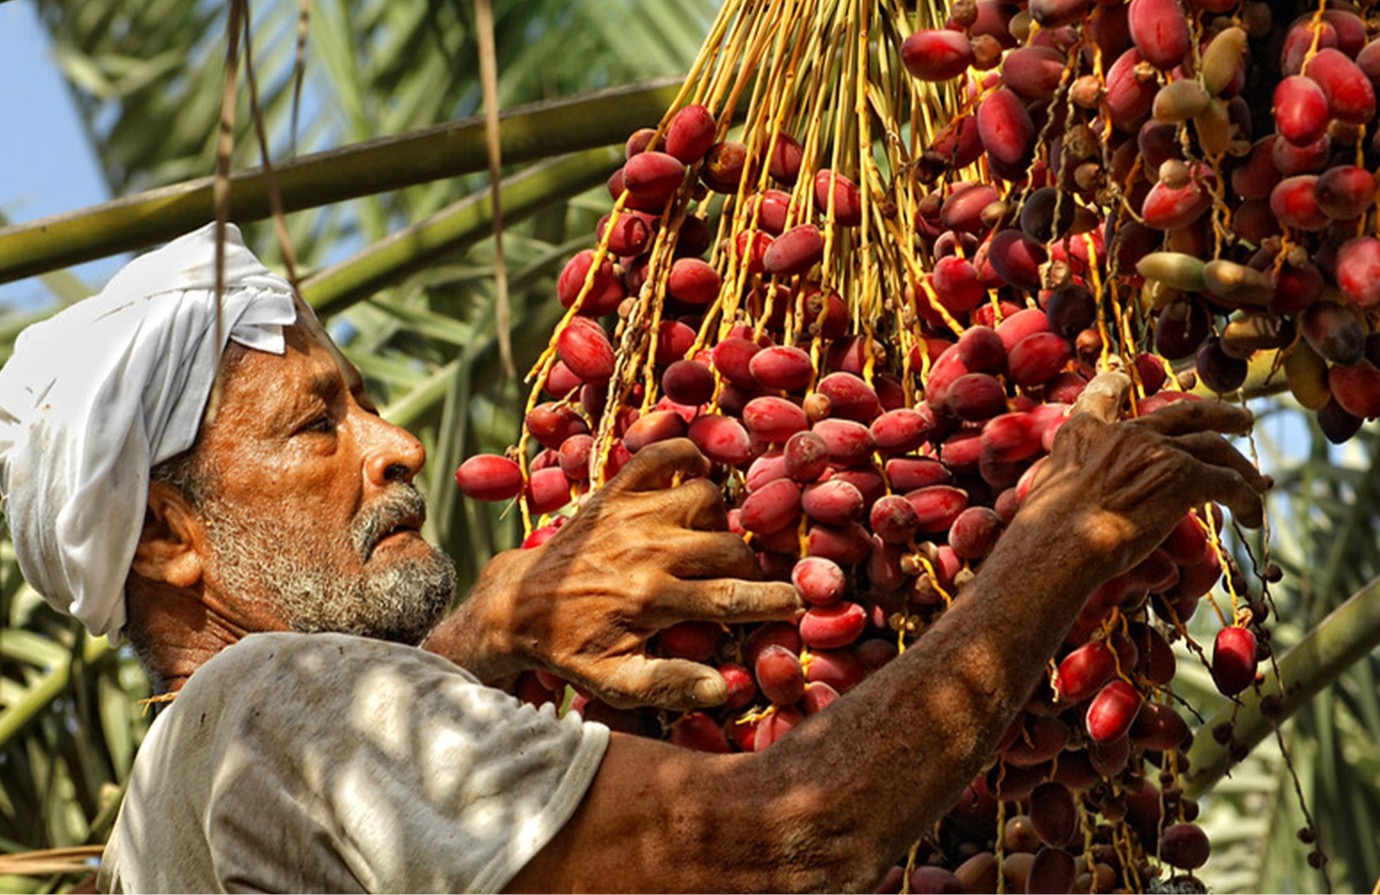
198;634;610;893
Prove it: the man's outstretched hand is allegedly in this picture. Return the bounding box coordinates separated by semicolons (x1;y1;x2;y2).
1019;371;1268;582
428;438;802;709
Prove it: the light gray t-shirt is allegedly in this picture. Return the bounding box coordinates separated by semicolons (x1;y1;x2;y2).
98;632;609;893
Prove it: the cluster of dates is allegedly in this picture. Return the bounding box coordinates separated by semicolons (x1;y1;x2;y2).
447;0;1306;889
904;0;1380;443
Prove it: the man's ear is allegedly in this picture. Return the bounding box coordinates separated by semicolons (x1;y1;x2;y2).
131;481;205;588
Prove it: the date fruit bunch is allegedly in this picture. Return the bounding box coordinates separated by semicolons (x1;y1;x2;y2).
906;0;1380;444
454;0;1283;890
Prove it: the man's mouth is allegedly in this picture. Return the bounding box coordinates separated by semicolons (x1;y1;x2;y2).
357;491;429;560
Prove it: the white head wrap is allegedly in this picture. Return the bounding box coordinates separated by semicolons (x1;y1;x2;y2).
0;222;298;636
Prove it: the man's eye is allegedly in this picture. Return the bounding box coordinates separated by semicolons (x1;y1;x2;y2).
301;416;335;435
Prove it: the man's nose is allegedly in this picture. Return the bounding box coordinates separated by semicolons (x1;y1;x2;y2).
363;414;426;486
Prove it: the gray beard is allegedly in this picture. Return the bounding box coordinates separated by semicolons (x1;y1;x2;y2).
198;486;455;645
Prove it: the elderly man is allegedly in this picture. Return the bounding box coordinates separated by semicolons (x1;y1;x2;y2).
0;223;1266;893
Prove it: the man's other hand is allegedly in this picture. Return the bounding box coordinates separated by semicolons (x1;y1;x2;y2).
444;438;803;710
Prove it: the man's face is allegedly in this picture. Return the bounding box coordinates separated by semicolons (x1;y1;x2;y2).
189;320;454;644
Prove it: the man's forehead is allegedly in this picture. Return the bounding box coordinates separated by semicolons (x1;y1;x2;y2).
280;319;365;390
215;320;364;425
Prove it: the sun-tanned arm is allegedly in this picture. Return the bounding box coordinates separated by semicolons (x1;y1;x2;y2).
504;384;1267;893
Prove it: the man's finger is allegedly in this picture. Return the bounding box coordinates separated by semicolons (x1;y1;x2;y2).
604;438;711;494
1184;461;1266;530
1071;371;1132;423
592;656;729;711
1132;397;1254;437
657;577;805;625
1172;434;1268;528
661;530;761;580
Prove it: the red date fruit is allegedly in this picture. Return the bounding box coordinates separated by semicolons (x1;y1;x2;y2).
817;371;882;422
784;430;831;482
1128;0;1189;70
886;456;953;492
1211;626;1258;695
947;505;1004;560
996;307;1053;352
947;372;1008;421
1335;237;1380;310
712;336;763;387
659;620;721;661
1231;137;1282;200
1308;47;1376;125
667;257;722;306
929;255;987;313
1104;48;1157;130
526;402;589;450
1029;781;1079;847
812;417;876;466
802;479;866;526
622;409;688;453
661;359;715;406
720;662;756;710
1159;822;1211;870
1317;166;1376;222
752;706;803;751
557;249;624;315
1301;301;1366;365
1275;75;1331;146
455;454;523;501
870;494;922;545
1055;641;1116;702
1003;45;1068;102
1086;679;1143;743
901;29;975;82
664;103;716;164
1141;178;1212;230
941;182;1001;234
750;345;814;392
739;477;803;535
800;680;841;715
743;395;810;443
1026;847;1078;894
986;229;1046;293
557;434;594;481
981;411;1043;463
1269;175;1329;230
701;140;748;193
755;643;805;706
805;521;874;565
763;224;825;276
977;88;1036;169
792;555;847;607
557;318;615;384
671;711;730;753
799;601;867;650
905;484;970;533
1007;331;1072;387
767;132;804;185
815;170;863;226
526;466;571;515
622;151;686;210
1130;701;1191;751
956;325;1006;374
1330;360;1380;419
687;414;753;465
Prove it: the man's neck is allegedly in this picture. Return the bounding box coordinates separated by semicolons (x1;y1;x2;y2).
126;578;290;693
